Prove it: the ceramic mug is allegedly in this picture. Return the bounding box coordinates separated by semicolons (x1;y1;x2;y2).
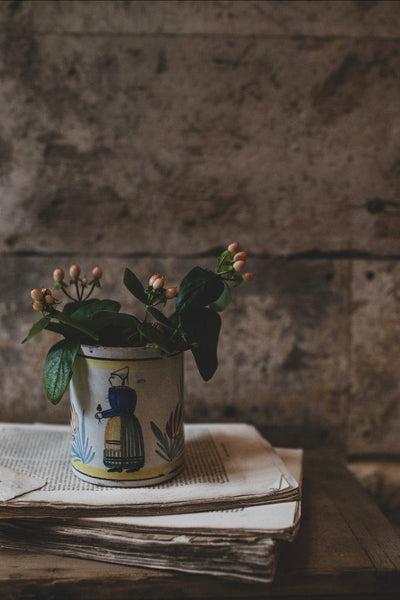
69;345;184;487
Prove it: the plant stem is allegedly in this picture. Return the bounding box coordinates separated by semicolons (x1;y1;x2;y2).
216;269;231;275
61;285;77;302
74;280;81;301
84;284;96;301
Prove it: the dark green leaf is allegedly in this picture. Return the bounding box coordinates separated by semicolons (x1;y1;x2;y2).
210;281;232;312
63;299;98;316
123;268;147;304
91;311;140;331
181;308;221;381
89;311;141;346
147;306;175;329
44;338;80;404
45;321;77;338
21;317;51;344
52;311;100;342
69;299;120;321
176;267;224;313
137;322;172;353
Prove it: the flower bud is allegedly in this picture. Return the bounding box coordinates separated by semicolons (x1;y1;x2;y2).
30;289;43;301
92;266;102;280
242;272;254;282
233;260;245;271
32;301;43;311
228;242;239;255
53;268;64;282
149;274;161;287
45;294;55;304
165;286;177;299
152;277;164;290
69;264;80;279
233;251;247;262
81;277;88;286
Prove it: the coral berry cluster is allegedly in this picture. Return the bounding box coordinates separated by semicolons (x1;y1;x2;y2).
217;243;255;284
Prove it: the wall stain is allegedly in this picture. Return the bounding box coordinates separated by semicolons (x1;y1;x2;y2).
156;49;167;74
0;137;13;176
312;54;366;123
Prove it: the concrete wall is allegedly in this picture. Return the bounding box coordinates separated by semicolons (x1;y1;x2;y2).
1;1;400;455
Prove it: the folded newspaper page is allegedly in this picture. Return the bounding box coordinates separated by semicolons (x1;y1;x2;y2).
0;465;46;502
0;422;299;518
86;448;303;540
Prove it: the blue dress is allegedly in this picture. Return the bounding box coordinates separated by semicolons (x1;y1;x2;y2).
98;385;145;472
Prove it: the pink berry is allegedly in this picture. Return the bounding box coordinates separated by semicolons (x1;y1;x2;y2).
149;274;161;287
92;266;102;280
165;286;177;299
233;251;247;262
32;301;43;311
233;260;245;271
53;268;65;282
152;277;164;290
69;264;80;278
228;242;239;255
41;287;51;296
242;272;254;282
30;289;43;301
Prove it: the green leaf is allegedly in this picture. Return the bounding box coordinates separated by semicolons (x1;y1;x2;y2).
216;249;232;271
62;299;98;316
69;299;120;321
176;267;224;313
137;322;172;353
44;338;81;405
44;321;77;338
180;308;221;381
123;268;147;304
21;317;51;343
91;311;139;331
147;306;175;329
210;281;232;312
52;311;100;342
90;311;141;346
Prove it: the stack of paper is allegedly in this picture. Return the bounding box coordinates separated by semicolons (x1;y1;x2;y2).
0;422;302;582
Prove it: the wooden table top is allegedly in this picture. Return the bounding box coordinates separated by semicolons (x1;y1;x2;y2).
1;450;399;599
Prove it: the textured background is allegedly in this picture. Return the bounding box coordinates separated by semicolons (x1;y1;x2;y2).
1;1;400;457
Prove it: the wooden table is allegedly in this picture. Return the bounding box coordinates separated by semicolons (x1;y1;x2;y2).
1;450;399;599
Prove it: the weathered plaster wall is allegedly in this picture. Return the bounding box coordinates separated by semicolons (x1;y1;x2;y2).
1;1;399;455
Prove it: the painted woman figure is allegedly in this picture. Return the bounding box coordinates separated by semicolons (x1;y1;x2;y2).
95;367;144;473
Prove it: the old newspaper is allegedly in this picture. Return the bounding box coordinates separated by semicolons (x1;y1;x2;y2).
0;422;299;517
0;447;302;582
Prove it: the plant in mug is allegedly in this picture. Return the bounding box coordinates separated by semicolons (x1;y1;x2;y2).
23;244;254;405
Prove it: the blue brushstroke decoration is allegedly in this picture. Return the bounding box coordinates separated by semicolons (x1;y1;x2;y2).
71;409;95;464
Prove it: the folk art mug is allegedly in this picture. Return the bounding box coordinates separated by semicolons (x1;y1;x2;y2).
69;345;184;487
